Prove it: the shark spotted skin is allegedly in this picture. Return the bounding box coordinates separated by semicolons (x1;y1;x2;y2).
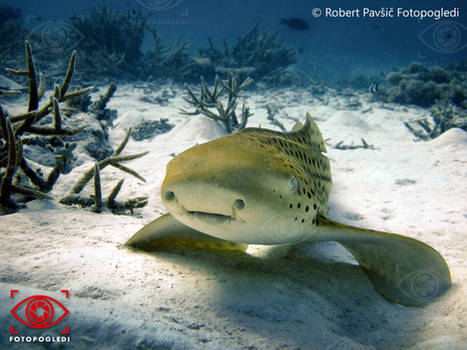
127;114;451;306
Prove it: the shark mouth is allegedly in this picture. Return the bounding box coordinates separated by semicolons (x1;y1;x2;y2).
164;190;243;225
187;210;233;225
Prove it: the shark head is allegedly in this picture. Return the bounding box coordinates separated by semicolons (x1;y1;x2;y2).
161;132;320;244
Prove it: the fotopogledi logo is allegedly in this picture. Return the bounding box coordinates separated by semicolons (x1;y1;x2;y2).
269;67;315;89
9;290;70;343
27;20;83;56
418;20;467;54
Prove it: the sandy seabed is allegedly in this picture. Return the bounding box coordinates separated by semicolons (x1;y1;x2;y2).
1;83;466;349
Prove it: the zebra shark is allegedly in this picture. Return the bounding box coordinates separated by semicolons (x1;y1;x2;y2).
127;113;451;306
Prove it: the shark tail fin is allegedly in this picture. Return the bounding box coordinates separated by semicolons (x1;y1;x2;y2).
126;213;248;253
314;215;451;306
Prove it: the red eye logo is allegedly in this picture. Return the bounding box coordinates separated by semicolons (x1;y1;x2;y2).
10;291;69;333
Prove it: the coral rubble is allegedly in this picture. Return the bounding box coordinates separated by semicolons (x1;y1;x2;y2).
334;138;377;150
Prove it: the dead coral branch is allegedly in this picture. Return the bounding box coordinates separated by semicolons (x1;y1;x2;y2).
404;100;467;140
181;74;253;133
199;23;296;79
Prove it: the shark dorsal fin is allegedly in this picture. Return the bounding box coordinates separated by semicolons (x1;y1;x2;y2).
292;121;303;132
290;113;327;153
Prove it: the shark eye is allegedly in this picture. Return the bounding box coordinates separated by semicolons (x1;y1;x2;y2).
289;177;297;192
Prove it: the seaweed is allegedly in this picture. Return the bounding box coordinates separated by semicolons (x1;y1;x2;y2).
181;74;253;133
198;23;296;80
0;41;91;213
404;100;467;140
60;128;148;214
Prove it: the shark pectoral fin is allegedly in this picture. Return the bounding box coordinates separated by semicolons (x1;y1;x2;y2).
315;216;451;306
126;213;248;252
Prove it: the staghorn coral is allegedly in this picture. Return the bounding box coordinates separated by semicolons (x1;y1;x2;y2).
140;27;199;81
404;99;467;140
68;4;201;82
180;74;253;133
62;83;118;161
89;83;118;125
0;76;22;96
61;83;118;162
65;90;92;113
198;23;296;80
0;41;91;213
68;3;149;78
60;128;148;214
1;41;148;215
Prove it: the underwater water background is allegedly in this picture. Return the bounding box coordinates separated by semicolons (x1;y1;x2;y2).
1;2;467;349
2;0;466;84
